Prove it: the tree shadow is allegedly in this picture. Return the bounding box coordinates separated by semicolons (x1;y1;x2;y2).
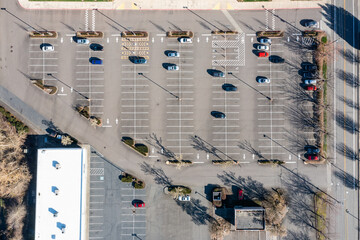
217;171;269;202
106;21;121;32
336;142;358;161
333;169;359;189
189;135;223;160
145;133;176;160
149;20;166;32
335;111;358;134
197;20;211;31
139;162;172;186
284;80;317;105
167;21;182;31
286;105;320;132
338;48;360;63
237;19;255;32
238;140;264;159
61;22;75;32
337;69;359;88
41;119;62;134
338;96;359;111
284;129;314;153
215;21;231;31
284;229;311;240
175;198;216;225
320;3;359;50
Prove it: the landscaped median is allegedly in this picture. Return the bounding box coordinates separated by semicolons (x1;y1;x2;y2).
0;106;29;133
121;136;149;157
29;31;57;38
31;79;58;95
304;31;329;165
212;160;239;165
166;159;193;168
165;185;192;199
121;31;148;38
256;31;284;38
120;172;145;189
166;31;193;38
257;159;285;166
315;192;327;240
211;30;238;35
77;31;103;38
75;105;102;127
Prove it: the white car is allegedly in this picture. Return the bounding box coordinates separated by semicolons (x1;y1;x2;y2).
257;44;269;51
178;195;191;201
167;64;179;71
179;37;192;43
304;79;316;85
257;77;270;83
41;44;54;52
76;38;90;44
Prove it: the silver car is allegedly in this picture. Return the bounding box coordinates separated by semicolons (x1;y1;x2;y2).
304;79;316;85
178;195;191;201
76;38;90;44
257;44;269;51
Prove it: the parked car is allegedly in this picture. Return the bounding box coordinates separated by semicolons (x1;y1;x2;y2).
167;51;180;57
41;44;54;52
304;20;318;28
131;56;147;64
90;43;103;51
305;85;317;91
76;38;90;44
179;37;192;43
269;55;285;63
259;37;271;44
258;52;269;57
305;154;319;160
257;77;270;83
90;57;102;64
303;72;317;78
212;70;225;77
133;200;145;208
257;44;269;51
302;62;317;71
304;79;317;85
222;83;237;91
305;145;320;154
167;64;179;71
178;195;191;201
211;111;226;119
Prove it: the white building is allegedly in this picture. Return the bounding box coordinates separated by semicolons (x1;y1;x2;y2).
34;148;89;240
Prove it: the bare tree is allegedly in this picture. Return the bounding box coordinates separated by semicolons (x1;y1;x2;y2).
61;135;73;146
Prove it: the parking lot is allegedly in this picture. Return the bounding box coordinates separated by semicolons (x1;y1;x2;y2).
25;8;323;165
89;148;146;240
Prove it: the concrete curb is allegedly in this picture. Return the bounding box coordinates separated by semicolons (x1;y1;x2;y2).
18;0;327;11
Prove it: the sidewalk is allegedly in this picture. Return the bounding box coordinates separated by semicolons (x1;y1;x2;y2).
18;0;327;10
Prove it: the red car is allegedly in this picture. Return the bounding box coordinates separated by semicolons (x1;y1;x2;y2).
238;189;244;200
258;52;269;57
306;154;319;160
305;85;317;91
133;201;145;208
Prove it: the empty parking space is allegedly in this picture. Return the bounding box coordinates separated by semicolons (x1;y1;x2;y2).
28;39;59;86
88;148;147;240
75;40;105;117
165;38;195;159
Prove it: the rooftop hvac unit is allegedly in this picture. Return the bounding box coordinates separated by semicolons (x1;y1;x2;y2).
53;212;58;217
54;189;59;196
55;163;61;169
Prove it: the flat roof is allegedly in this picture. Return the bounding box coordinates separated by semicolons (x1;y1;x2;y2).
34;148;87;240
234;207;265;231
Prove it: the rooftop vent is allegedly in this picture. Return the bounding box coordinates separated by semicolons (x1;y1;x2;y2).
53;212;58;217
61;227;65;234
54;189;59;196
55;163;61;169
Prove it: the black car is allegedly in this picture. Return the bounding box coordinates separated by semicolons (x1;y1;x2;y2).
304;145;320;154
129;56;147;64
213;70;225;77
269;55;285;63
90;43;103;51
222;83;237;91
303;71;317;78
302;62;317;71
211;111;226;119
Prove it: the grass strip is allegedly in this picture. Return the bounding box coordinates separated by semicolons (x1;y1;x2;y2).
315;193;327;240
0;106;29;133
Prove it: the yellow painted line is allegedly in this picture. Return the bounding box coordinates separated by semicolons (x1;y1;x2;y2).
117;3;125;9
213;3;221;10
227;3;234;10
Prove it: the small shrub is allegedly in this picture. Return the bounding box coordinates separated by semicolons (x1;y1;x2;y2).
321;36;327;44
121;174;133;183
122;137;134;146
134;144;149;156
134;181;145;189
0;106;29;133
